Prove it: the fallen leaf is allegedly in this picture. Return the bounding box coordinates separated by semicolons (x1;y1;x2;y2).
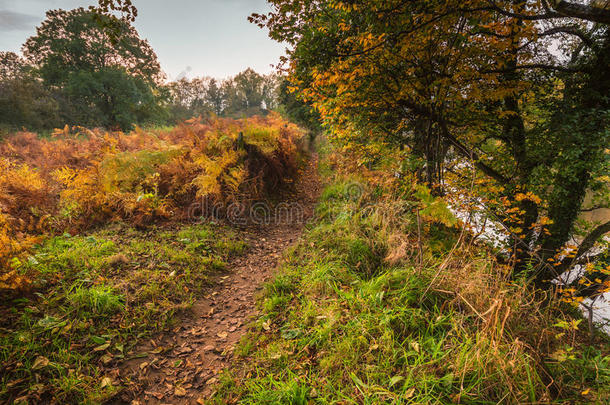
101;377;113;388
94;343;111;352
174;386;187;397
32;356;49;370
150;392;164;400
100;354;113;364
91;336;106;345
217;331;228;339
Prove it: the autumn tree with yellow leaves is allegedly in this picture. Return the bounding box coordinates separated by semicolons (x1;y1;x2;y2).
251;0;610;300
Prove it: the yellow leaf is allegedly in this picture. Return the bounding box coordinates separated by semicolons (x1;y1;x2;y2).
101;377;113;388
32;356;49;370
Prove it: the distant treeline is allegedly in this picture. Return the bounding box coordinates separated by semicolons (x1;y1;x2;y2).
0;7;318;133
167;70;279;122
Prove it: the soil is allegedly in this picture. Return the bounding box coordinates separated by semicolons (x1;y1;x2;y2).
112;155;320;404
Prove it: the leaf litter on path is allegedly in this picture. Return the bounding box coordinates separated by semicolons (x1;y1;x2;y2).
112;156;321;404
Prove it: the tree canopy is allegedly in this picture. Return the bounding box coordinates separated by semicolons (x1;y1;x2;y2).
24;8;162;85
0;8;168;132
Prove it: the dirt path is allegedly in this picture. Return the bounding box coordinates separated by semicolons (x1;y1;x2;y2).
114;156;320;405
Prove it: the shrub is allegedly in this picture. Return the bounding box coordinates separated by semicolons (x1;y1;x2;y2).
0;114;304;289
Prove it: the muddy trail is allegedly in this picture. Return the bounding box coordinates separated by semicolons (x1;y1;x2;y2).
113;156;320;404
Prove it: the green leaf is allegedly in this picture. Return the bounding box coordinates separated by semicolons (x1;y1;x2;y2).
94;343;111;352
389;375;404;387
91;336;107;345
37;316;66;330
350;373;368;389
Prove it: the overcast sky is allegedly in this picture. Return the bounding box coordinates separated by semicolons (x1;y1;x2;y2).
0;0;285;80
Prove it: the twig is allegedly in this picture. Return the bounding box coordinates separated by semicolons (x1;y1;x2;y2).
416;210;423;274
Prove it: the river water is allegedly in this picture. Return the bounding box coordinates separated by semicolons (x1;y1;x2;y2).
453;202;610;332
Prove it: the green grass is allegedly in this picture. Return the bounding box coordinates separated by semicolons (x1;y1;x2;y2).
67;285;124;316
0;221;246;404
212;173;610;404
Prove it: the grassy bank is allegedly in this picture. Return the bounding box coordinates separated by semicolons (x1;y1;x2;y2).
0;221;245;403
214;149;610;404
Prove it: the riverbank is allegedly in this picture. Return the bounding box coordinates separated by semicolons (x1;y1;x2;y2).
212;147;610;404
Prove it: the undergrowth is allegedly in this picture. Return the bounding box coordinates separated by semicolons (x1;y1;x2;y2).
0;221;246;403
213;146;610;404
0;114;303;292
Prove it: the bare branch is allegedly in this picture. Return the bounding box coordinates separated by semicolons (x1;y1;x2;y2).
484;63;584;74
579;206;608;212
554;0;610;24
486;0;610;24
574;220;610;263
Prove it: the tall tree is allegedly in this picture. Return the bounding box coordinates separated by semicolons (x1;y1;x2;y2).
206;79;224;116
23;8;164;130
0;52;60;131
223;68;266;115
167;77;216;121
252;0;610;295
